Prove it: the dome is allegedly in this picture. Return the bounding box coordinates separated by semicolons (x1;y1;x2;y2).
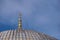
0;13;57;40
0;30;57;40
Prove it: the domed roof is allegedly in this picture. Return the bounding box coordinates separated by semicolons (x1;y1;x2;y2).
0;13;57;40
0;30;57;40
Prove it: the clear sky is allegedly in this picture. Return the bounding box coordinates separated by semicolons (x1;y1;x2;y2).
0;0;60;39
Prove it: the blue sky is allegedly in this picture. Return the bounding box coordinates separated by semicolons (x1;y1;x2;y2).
0;0;60;39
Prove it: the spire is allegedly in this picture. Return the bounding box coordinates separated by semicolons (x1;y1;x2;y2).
18;13;22;30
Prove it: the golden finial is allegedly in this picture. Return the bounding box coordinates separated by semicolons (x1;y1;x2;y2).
18;13;22;30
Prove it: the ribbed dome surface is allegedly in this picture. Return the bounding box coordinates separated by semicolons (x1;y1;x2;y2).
0;30;57;40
